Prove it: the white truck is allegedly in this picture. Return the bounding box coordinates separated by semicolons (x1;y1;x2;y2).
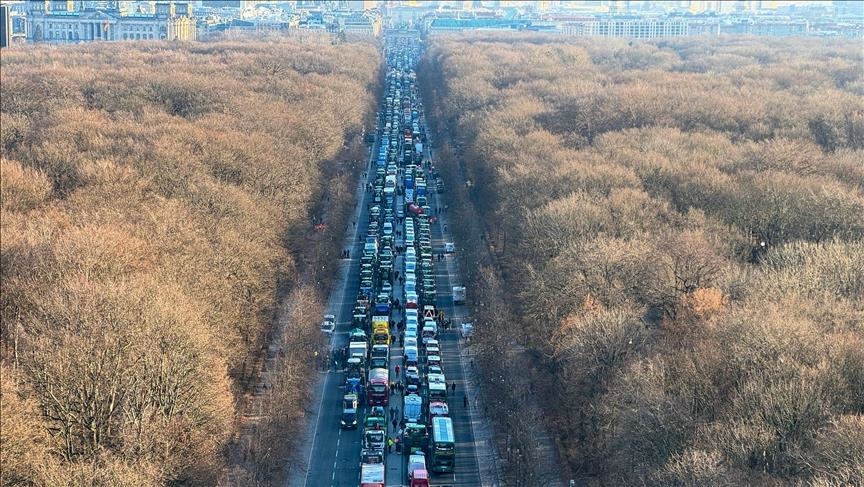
452;286;466;305
360;463;385;487
403;393;423;423
349;341;368;362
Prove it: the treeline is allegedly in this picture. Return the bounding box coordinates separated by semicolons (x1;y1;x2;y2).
0;36;379;485
421;33;863;485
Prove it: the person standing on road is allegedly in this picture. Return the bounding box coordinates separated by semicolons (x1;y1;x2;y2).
395;364;401;377
451;382;456;394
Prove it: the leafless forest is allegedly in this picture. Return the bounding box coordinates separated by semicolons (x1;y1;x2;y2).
0;36;379;485
420;33;863;486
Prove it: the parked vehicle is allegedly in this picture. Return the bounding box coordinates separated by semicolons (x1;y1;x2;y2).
404;346;419;368
452;286;466;305
404;393;423;423
321;314;336;336
409;451;427;479
367;368;389;406
430;416;455;473
460;322;475;338
360;462;385;487
364;427;386;451
341;393;359;429
429;401;449;421
349;341;368;363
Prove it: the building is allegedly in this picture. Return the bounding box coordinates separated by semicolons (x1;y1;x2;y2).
746;18;808;35
1;3;10;48
834;0;864;20
562;17;691;38
336;10;382;37
428;16;526;32
25;0;196;42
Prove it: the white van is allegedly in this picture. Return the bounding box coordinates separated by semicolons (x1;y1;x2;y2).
422;322;437;344
404;346;419;367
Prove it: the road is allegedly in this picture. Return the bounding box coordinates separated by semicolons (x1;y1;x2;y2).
300;138;378;487
296;38;482;487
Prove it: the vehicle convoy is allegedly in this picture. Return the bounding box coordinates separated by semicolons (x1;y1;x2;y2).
313;33;468;487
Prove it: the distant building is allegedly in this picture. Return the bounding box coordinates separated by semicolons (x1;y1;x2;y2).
720;17;809;36
1;3;10;48
747;18;808;35
562;17;691;38
25;1;196;42
337;10;382;37
428;16;525;32
834;0;864;20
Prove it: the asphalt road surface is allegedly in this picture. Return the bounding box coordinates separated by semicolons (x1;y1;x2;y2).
300;54;481;487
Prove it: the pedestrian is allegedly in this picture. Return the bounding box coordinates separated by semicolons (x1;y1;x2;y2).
451;382;456;394
444;224;448;232
392;418;398;430
399;276;404;285
387;437;394;453
464;394;468;408
399;336;404;347
395;365;401;377
400;418;406;429
395;437;402;454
